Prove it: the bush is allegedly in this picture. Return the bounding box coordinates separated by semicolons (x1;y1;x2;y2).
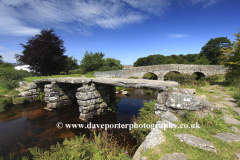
28;131;131;160
164;72;196;85
143;73;157;80
130;100;158;143
0;98;12;112
205;74;220;85
72;69;84;74
59;71;67;75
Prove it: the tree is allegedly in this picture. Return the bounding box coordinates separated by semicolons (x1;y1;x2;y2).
80;51;105;73
15;28;67;76
65;56;79;73
0;55;3;64
104;58;123;69
193;56;210;65
221;29;240;79
199;37;231;65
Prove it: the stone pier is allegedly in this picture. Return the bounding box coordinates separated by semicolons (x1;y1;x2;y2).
76;83;116;120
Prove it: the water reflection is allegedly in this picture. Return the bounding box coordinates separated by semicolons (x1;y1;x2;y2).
0;88;158;159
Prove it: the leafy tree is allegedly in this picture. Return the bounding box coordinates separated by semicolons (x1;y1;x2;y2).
0;55;3;64
104;58;123;69
15;28;67;76
193;56;210;65
199;37;231;64
176;57;189;64
221;29;240;79
80;51;105;73
65;56;79;74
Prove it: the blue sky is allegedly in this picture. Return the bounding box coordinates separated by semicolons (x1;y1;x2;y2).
0;0;239;65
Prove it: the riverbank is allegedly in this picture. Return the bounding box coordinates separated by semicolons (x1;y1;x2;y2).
131;80;240;159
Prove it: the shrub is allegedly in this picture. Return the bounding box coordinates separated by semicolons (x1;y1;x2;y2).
0;98;12;112
143;73;157;80
28;131;131;160
130;100;158;143
164;72;196;85
72;69;84;74
59;71;67;75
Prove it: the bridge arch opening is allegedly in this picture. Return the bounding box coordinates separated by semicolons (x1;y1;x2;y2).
164;71;181;81
192;72;205;80
143;72;158;80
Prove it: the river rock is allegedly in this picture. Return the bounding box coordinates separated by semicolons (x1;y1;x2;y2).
142;127;165;153
18;91;32;97
18;81;28;87
160;153;187;160
215;133;240;142
175;134;216;152
161;111;179;122
155;103;169;112
231;126;240;134
165;92;203;111
156;119;177;130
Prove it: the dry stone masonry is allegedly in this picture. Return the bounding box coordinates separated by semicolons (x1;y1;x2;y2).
76;84;116;121
18;82;44;101
94;64;227;80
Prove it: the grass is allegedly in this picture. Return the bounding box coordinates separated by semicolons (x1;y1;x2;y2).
116;86;126;90
24;74;82;82
134;100;240;160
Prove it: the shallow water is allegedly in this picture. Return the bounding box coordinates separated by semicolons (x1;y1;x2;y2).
0;88;158;159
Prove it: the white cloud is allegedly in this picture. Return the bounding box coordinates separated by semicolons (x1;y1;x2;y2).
0;0;171;36
0;46;7;50
189;0;220;8
167;34;188;39
0;50;21;63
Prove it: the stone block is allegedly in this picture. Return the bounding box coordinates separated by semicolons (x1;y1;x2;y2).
100;102;107;108
157;92;169;104
28;89;37;93
154;103;168;112
48;96;60;102
63;100;72;106
45;92;60;97
46;101;63;109
77;86;96;92
27;83;37;89
18;91;32;97
18;81;28;87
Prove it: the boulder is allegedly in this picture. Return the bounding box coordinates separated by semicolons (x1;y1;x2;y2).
154;103;169;112
175;134;216;152
215;132;240;142
165;92;203;110
18;91;32;97
161;111;179;122
160;153;187;160
142;127;165;153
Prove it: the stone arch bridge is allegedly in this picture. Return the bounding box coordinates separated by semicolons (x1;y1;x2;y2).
94;64;227;80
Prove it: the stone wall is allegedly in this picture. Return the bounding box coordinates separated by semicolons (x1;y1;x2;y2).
94;70;123;78
18;82;45;101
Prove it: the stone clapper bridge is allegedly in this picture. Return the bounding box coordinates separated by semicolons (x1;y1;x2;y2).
33;77;179;121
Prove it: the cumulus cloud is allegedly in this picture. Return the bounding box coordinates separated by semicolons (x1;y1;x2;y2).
167;34;188;39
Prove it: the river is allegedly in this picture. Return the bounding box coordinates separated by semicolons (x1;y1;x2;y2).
0;88;159;159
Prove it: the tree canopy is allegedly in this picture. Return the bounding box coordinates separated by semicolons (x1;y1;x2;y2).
80;51;123;73
65;56;79;73
199;37;231;65
15;28;67;76
221;29;240;79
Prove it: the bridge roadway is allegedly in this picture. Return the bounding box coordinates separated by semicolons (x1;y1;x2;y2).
34;77;179;90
